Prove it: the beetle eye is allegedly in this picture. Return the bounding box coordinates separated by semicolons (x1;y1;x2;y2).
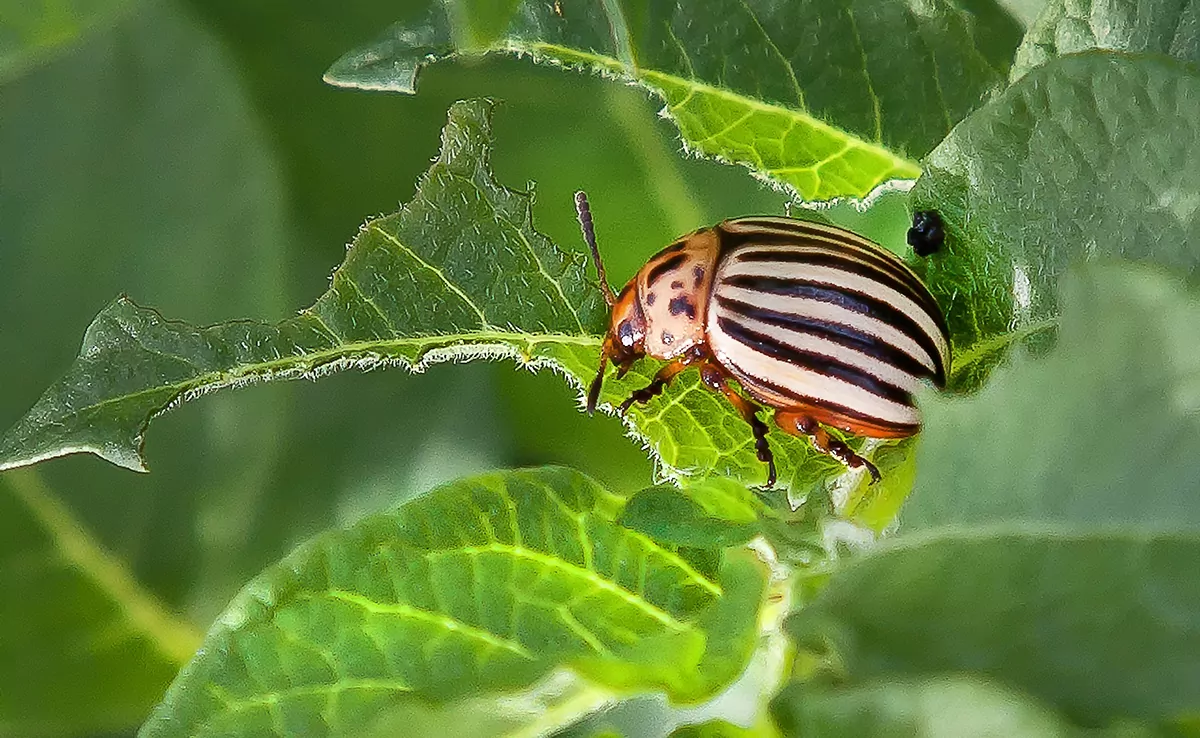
617;320;636;346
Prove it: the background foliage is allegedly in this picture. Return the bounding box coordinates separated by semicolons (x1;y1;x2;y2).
2;0;1198;737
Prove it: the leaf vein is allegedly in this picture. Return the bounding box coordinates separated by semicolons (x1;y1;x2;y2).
370;224;494;328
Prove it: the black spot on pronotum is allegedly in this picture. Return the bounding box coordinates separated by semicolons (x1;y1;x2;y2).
661;331;675;345
668;296;697;319
693;265;705;287
646;292;657;306
671;280;685;289
907;210;945;256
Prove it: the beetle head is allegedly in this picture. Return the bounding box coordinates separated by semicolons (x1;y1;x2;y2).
587;284;647;413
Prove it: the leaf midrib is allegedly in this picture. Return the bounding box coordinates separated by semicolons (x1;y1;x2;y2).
511;42;920;173
51;329;600;421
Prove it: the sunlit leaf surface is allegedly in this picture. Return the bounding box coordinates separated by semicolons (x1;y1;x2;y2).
325;0;1023;201
139;467;766;738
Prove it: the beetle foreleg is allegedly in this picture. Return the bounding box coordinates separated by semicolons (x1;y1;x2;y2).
618;358;692;413
699;364;776;488
775;411;881;484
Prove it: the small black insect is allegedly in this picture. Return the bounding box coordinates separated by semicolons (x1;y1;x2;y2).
907;210;945;257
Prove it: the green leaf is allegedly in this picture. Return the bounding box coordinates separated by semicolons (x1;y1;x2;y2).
0;0;294;645
619;479;766;549
0;98;599;474
1012;0;1200;80
790;531;1200;726
907;265;1200;531
0;0;135;82
0;96;903;491
910;52;1200;389
325;0;1024;201
670;719;780;738
139;467;767;737
0;469;201;736
788;267;1200;726
771;675;1074;737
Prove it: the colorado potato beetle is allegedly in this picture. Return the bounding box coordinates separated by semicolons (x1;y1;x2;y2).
577;192;950;487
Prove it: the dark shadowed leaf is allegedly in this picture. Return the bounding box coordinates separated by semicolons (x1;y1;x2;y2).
910;52;1200;389
0;469;200;737
325;0;1023;201
138;467;767;738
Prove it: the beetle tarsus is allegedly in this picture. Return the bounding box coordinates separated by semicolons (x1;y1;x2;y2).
827;438;881;484
618;357;691;413
619;380;666;413
776;410;881;484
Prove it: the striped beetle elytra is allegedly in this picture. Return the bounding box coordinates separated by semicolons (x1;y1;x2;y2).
577;192;951;487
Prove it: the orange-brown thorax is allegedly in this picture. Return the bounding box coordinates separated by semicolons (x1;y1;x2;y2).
611;229;721;360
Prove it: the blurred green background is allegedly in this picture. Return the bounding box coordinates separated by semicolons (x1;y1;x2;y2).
0;0;1041;735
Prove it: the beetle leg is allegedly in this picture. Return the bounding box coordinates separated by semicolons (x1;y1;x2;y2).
618;358;692;412
774;410;880;484
699;363;776;488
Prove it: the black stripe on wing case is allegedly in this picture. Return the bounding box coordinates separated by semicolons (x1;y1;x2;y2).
734;248;943;321
717;317;915;408
717;218;950;338
733;369;921;434
722;274;945;376
715;294;933;381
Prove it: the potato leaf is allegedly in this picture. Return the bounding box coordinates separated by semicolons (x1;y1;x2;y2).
138;467;767;738
1013;0;1200;79
772;676;1074;737
910;52;1200;389
0;0;135;82
0;97;907;492
325;0;1023;201
907;265;1200;531
788;267;1200;726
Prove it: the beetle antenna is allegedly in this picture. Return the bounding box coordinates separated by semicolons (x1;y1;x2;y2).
586;354;607;415
575;191;617;307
